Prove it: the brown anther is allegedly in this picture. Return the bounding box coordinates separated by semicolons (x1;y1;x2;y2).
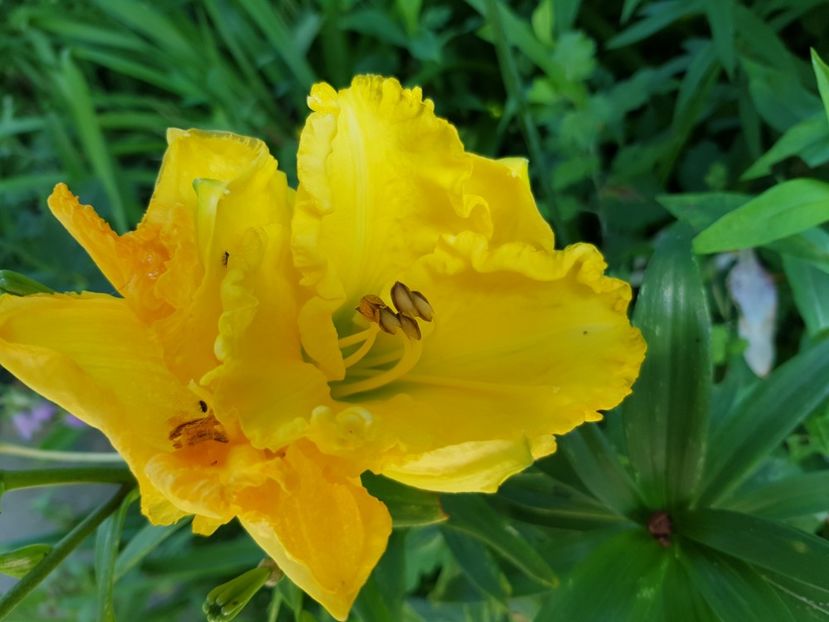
378;307;402;334
411;290;434;321
398;313;422;340
168;414;228;449
391;281;417;317
647;511;672;548
357;294;386;322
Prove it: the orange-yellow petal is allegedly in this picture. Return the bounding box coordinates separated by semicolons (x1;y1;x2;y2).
0;292;194;523
238;442;391;621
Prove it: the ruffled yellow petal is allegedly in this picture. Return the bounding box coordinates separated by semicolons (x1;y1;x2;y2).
357;233;644;489
238;442;391;621
466;154;554;250
0;292;193;523
201;222;331;451
293;76;489;379
148;129;293;383
380;438;537;493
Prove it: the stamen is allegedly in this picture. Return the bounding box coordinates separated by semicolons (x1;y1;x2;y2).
399;314;421;340
411;290;433;321
168;414;228;449
391;281;417;317
332;337;423;399
342;328;379;368
338;326;378;349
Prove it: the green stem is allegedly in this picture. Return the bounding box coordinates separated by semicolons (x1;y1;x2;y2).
0;443;124;463
483;0;568;244
0;485;133;619
2;466;134;492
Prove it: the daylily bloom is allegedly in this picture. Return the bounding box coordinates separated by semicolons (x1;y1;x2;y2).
0;76;645;619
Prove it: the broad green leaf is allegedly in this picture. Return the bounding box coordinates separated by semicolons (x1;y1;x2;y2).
534;529;669;621
740;55;822;132
354;531;407;622
722;471;829;519
0;271;53;295
558;425;642;516
623;227;712;509
677;509;829;593
95;488;138;622
703;0;735;76
812;49;829;125
362;473;446;527
769;227;829;273
693;179;829;253
114;520;187;581
441;494;557;587
700;336;829;505
763;568;829;621
495;472;626;530
658;192;750;231
741;113;829;180
784;257;829;336
441;529;510;605
621;0;645;22
682;543;796;622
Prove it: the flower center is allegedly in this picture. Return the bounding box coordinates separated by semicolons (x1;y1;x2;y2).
331;282;433;399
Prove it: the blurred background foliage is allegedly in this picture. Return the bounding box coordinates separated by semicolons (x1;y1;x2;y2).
1;0;829;621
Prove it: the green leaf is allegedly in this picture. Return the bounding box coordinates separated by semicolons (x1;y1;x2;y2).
95;488;138;622
677;509;829;593
701;336;829;505
658;192;750;231
54;51;134;231
496;472;627;530
763;568;829;621
534;529;669;621
558;425;642;517
623;227;712;509
703;0;735;76
0;544;51;579
693;179;829;253
237;0;316;90
741;113;829;180
354;531;406;622
682;543;796;622
361;473;446;527
811;48;829;125
0;270;53;295
784;257;829;337
441;529;511;605
608;0;702;49
114;520;187;581
722;471;829;520
769;227;829;273
441;494;557;587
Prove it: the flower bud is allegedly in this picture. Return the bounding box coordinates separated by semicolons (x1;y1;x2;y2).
203;566;273;622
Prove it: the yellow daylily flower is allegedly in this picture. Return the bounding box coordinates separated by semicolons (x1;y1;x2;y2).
0;76;645;620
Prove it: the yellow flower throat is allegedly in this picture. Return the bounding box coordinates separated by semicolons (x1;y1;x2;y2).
332;281;433;399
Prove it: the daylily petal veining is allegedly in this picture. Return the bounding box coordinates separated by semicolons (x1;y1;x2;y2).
0;75;645;620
